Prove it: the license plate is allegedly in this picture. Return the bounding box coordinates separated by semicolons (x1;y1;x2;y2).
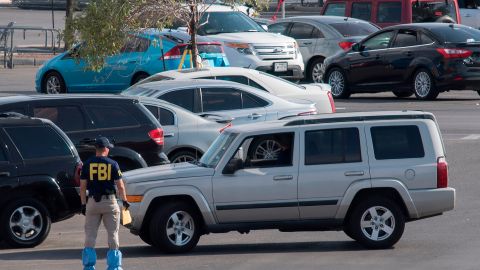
274;62;288;72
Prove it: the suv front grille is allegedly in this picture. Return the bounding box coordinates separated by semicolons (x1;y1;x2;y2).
253;44;296;61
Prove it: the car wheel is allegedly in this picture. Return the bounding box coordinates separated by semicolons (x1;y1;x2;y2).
343;226;356;240
42;71;67;94
348;196;405;249
248;136;282;161
139;229;153;246
327;68;350;99
1;198;51;248
413;69;438;100
131;73;149;85
149;202;201;253
309;58;325;83
170;150;200;164
393;91;413;98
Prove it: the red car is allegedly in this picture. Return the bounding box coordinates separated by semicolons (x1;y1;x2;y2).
320;0;461;28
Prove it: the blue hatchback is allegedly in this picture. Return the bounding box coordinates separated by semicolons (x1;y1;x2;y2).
35;29;229;94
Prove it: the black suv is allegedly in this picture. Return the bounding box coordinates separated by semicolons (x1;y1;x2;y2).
0;95;167;171
0;113;82;248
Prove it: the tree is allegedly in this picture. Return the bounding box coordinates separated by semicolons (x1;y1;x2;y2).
64;0;76;50
67;0;270;71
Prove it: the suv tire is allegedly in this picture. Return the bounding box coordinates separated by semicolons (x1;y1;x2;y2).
348;196;405;249
413;69;438;100
149;202;201;253
1;198;51;248
327;68;350;99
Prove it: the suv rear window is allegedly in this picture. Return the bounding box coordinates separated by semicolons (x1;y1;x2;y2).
371;125;424;160
33;106;85;132
412;1;458;23
6;126;72;159
305;128;361;165
86;106;138;129
329;22;379;37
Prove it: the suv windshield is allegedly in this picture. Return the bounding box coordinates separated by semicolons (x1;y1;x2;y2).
329;22;379;37
199;131;238;168
412;1;458;23
198;12;265;35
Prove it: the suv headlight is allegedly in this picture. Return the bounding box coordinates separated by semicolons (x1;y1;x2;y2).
225;42;255;55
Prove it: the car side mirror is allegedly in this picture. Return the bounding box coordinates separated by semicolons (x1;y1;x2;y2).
351;43;361;52
222;158;243;175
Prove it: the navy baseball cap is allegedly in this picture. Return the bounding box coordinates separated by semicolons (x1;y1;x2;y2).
95;137;114;149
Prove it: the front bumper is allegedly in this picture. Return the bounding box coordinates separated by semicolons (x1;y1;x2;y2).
409;187;455;218
256;64;304;80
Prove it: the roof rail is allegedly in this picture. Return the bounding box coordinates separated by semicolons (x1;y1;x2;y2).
284;114;434;127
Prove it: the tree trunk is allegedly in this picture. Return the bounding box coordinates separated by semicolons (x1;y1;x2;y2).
65;0;76;50
189;0;200;68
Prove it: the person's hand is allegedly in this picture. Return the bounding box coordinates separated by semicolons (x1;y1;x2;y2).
122;201;131;210
81;204;86;216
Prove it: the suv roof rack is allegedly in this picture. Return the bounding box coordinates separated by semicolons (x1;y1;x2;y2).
284;113;434;127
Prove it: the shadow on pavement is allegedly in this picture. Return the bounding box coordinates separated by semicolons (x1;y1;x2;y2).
0;241;368;260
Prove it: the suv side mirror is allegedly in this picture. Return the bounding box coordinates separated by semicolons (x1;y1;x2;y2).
222;158;243;175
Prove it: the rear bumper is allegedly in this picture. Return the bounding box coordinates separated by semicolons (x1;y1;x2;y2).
436;66;480;91
255;64;304;80
409;187;455;218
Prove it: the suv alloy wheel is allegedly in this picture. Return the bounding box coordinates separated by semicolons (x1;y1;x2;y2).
1;198;51;248
327;68;350;99
348;196;405;249
149;202;201;253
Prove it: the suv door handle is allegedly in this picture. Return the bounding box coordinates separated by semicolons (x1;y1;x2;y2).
273;175;293;181
248;113;262;119
344;171;365;176
164;133;175;138
0;172;10;177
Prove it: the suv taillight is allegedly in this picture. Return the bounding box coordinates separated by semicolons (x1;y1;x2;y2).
437;157;448;188
148;128;164;146
436;48;472;59
327;91;336;113
74;161;82;187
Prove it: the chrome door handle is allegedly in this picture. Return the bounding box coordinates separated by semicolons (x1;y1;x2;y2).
273;175;293;181
344;171;365;176
248;113;263;119
164;133;175;138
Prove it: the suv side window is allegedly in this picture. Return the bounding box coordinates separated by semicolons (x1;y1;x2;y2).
393;30;419;47
268;22;290;35
33;106;85;132
5;126;72;159
371;125;425;160
324;3;346;16
85;106;138;129
289;23;315;39
352;2;372;21
377;2;402;23
305;128;361;165
201;87;242;112
160;89;196;112
362;31;395;51
145;105;175;126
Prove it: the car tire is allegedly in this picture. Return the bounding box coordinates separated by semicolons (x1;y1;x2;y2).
1;198;51;248
477;90;480;96
343;226;356;240
131;72;149;85
149;202;201;253
413;69;439;100
327;68;351;99
393;91;413;98
139;229;153;246
309;57;325;83
42;71;67;94
348;196;405;249
170;150;201;164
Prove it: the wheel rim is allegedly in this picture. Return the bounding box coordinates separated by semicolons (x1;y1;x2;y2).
360;206;395;241
414;72;431;98
166;211;195;247
46;76;61;94
328;70;345;96
172;155;197;164
9;206;43;241
311;63;324;83
253;140;282;160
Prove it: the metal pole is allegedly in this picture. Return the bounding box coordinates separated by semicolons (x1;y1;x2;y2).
51;0;55;29
282;0;285;19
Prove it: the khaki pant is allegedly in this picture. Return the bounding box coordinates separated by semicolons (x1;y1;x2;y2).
84;196;120;250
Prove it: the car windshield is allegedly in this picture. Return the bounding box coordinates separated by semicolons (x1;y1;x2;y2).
259;71;306;90
329;22;379;37
198;131;238;168
412;1;458;23
429;25;480;43
198;12;265;35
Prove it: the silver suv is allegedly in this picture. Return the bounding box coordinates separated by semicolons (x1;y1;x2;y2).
123;111;455;253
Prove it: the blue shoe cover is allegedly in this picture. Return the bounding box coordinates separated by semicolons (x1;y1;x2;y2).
82;247;96;270
106;249;123;270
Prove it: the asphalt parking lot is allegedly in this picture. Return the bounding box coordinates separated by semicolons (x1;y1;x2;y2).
0;67;479;270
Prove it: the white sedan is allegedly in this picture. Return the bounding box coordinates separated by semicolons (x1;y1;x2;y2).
130;67;336;114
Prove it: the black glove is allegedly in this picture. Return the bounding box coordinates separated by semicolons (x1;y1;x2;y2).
122;200;131;210
81;204;86;216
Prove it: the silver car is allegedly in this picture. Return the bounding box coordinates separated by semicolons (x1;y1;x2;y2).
123;79;318;125
268;16;379;83
137;97;226;163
